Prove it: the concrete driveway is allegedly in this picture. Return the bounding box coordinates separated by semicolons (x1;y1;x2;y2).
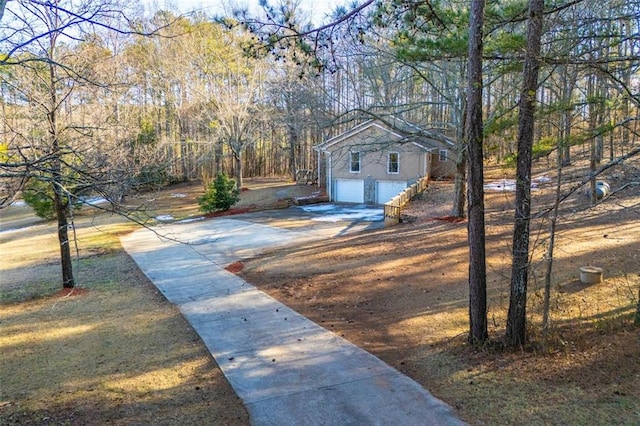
151;203;385;266
229;203;385;234
121;205;465;426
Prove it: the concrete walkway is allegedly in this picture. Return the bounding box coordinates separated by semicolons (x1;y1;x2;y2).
121;216;466;426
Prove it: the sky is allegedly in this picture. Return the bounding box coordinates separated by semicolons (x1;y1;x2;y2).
146;0;348;25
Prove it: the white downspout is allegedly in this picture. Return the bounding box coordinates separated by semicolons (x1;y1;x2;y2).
316;149;321;188
327;152;332;201
425;150;431;179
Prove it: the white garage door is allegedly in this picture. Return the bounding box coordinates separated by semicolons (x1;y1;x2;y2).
376;180;407;204
335;179;364;203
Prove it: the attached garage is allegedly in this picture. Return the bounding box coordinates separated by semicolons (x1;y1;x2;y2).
335;179;364;203
376;180;407;204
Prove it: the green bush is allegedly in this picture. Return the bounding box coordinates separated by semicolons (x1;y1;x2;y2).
23;180;55;219
132;164;173;191
532;136;555;160
197;173;240;213
503;152;517;169
22;179;80;220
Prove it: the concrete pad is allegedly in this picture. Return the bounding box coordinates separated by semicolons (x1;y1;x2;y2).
180;288;282;324
211;337;394;403
121;215;467;426
155;218;312;265
152;267;251;301
247;372;463;426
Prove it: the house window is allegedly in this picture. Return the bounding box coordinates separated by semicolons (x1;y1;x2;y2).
387;152;399;174
350;151;361;173
439;149;448;162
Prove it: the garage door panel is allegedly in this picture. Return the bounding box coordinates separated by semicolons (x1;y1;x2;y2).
376;180;407;204
335;179;364;203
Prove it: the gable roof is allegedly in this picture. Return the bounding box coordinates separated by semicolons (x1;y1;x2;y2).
315;118;455;153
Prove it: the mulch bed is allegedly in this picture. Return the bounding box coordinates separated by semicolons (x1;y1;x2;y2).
203;207;255;218
433;216;466;223
225;262;244;274
54;287;89;298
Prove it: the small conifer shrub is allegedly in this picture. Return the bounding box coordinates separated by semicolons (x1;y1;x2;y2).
197;173;240;213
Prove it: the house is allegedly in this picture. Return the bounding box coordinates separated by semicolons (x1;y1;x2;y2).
314;119;456;204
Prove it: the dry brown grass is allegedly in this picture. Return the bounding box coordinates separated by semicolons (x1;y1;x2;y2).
0;179;320;424
0;183;263;425
2;173;638;425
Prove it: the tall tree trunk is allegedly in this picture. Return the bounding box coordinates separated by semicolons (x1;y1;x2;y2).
588;74;598;204
288;124;298;181
465;0;488;345
234;150;243;189
452;150;467;218
561;66;575;167
542;135;564;347
48;62;75;289
451;65;467;218
506;0;545;347
214;140;223;175
180;138;189;182
53;184;74;288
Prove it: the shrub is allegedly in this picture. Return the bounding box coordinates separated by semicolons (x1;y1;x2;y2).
503;152;517;168
132;164;172;191
532;136;555;160
23;180;55;219
22;179;81;219
197;173;240;213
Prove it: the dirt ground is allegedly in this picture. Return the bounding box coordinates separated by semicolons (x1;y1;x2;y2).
239;161;640;425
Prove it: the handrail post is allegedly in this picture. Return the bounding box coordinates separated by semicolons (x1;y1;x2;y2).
383;176;430;226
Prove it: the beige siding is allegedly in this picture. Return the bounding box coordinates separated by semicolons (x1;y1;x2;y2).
327;126;429;182
430;151;456;179
317;120;456;198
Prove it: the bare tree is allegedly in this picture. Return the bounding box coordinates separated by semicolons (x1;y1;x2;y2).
206;34;267;189
0;1;149;289
0;0;165;66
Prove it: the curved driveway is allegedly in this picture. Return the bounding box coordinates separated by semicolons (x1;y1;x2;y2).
121;205;465;426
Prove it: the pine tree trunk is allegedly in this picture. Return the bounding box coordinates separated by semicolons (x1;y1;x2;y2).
215;141;223;175
452;145;466;218
506;0;545;347
180;138;189;182
54;185;74;288
465;0;488;345
288;125;298;181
